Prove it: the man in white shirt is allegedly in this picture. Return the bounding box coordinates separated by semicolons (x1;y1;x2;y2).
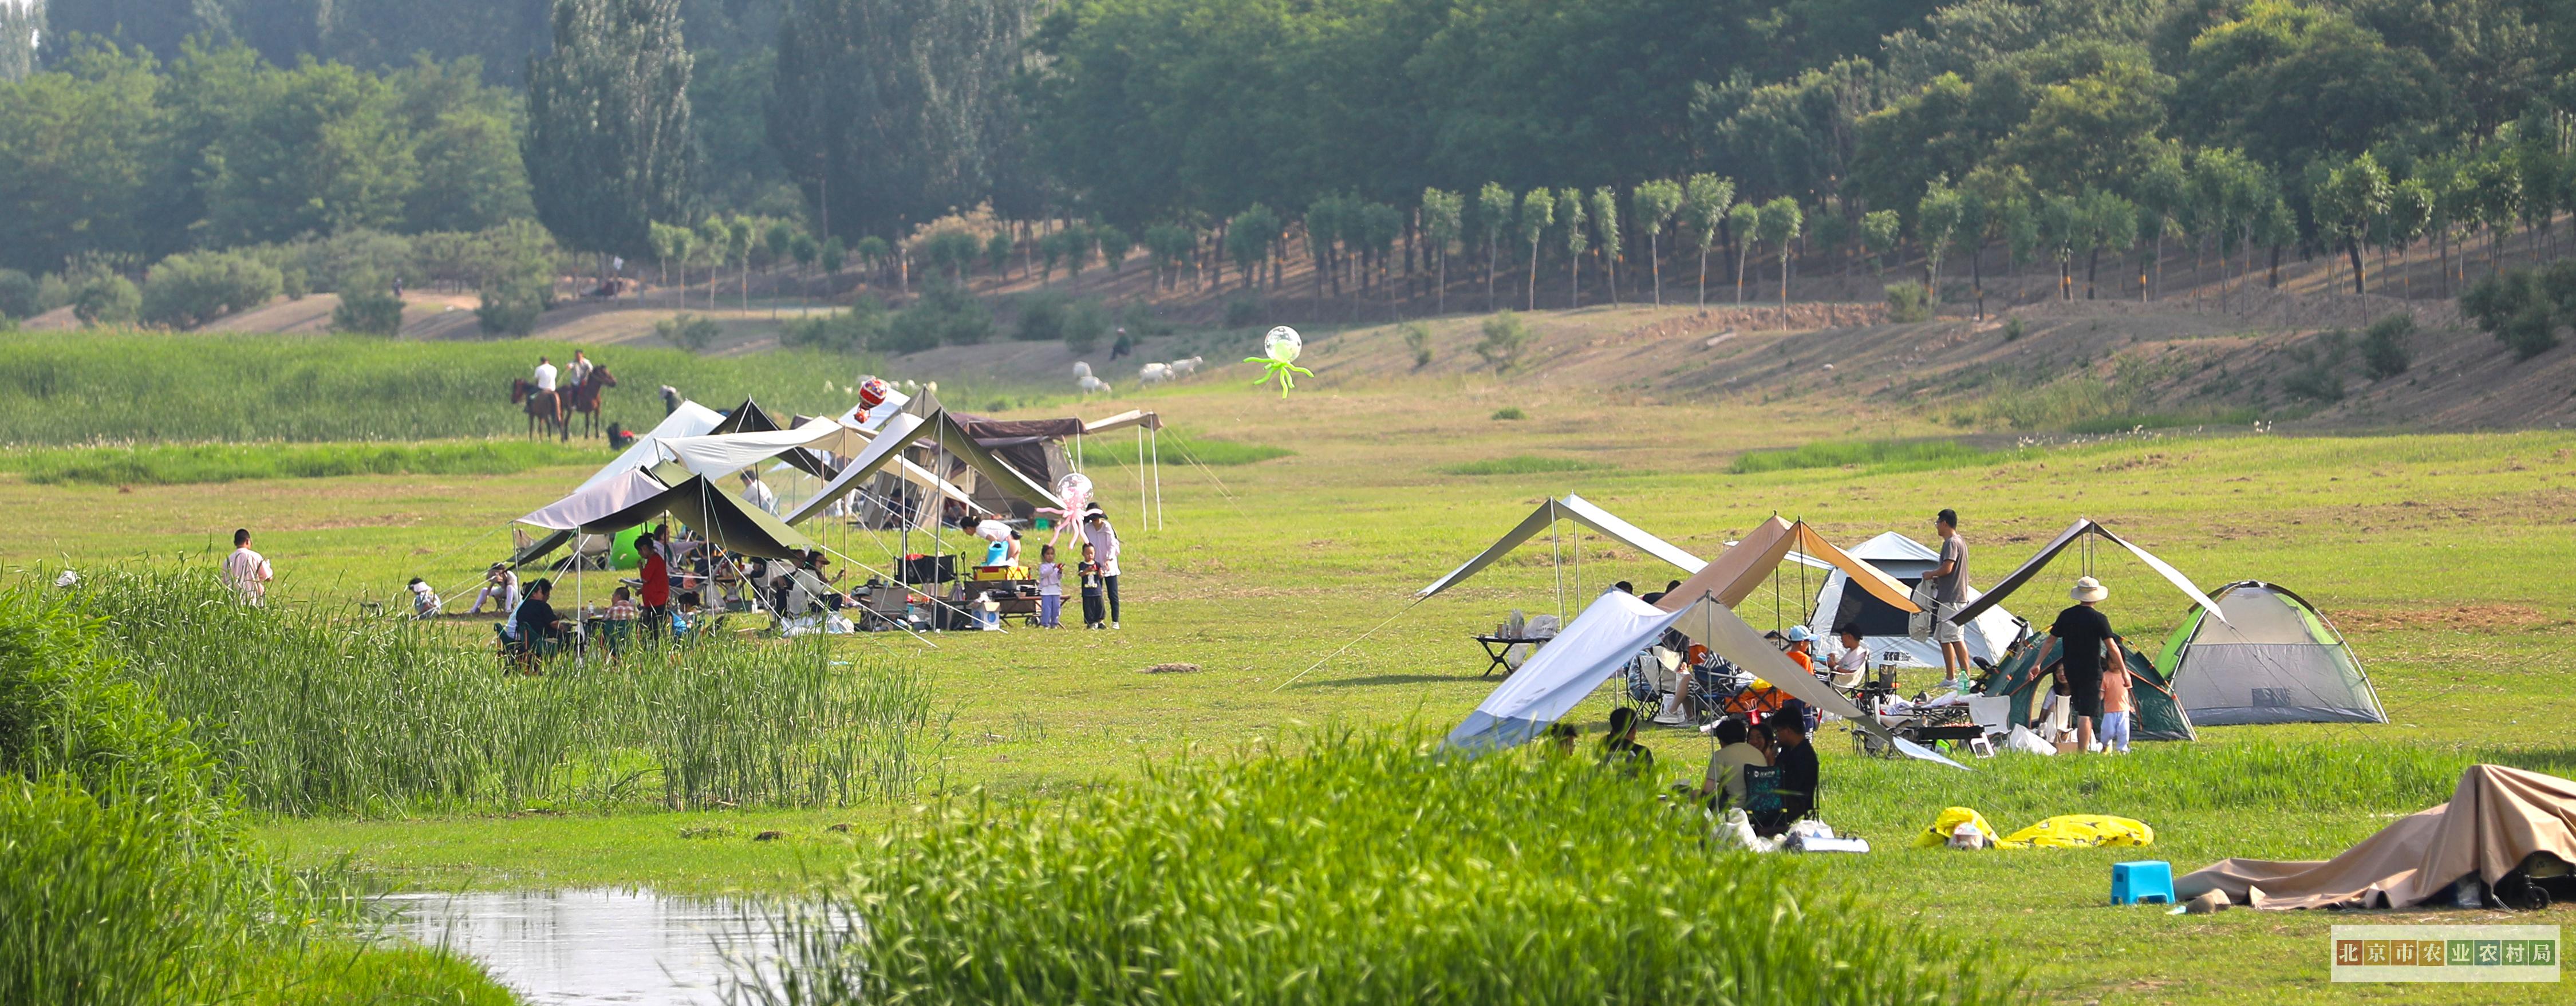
1081;508;1122;629
223;528;272;605
565;350;594;389
533;356;559;392
740;470;779;515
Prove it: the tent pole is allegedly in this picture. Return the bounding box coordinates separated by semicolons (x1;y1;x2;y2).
574;533;586;665
1150;425;1163;531
1550;511;1564;624
1136;424;1147;536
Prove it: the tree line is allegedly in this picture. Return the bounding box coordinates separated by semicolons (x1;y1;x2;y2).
13;0;2576;336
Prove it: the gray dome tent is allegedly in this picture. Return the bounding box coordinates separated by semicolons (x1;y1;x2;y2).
2156;581;2388;726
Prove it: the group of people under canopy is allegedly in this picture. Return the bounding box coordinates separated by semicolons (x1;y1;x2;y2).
1422;498;2385;834
486;387;1155;653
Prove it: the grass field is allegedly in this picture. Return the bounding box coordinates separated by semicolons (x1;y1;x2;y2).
8;345;2576;1003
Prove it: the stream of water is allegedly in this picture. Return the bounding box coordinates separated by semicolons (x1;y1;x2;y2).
382;888;786;1005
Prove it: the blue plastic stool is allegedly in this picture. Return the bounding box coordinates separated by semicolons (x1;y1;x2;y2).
2111;861;2175;905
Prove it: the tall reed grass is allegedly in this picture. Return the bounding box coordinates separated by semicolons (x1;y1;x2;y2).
0;439;602;486
0;332;875;445
0;580;510;1004
61;567;948;814
737;729;2025;1005
1434;453;1607;476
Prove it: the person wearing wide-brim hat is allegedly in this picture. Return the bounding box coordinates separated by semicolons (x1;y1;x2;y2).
2046;577;2120;753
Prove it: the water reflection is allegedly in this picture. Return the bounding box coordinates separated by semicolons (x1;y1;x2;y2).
382;888;782;1005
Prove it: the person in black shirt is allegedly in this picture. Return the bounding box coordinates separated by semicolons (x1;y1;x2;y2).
2048;577;2120;753
512;577;570;665
1755;716;1819;837
1596;707;1655;775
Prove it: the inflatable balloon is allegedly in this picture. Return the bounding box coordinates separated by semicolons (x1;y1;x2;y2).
1035;472;1093;543
1245;326;1314;397
857;377;892;409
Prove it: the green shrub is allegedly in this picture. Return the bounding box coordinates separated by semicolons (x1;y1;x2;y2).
72;275;141;327
332;282;405;337
475;276;551;337
1490;406;1525;420
1064;297;1110;352
1014;291;1067;342
1119;299;1172;338
2362;313;2414;379
1884;281;1933;322
0;268;36;319
1222;295;1263;328
886;280;994;352
2002;317;2025;341
2281;363;2345;403
744;731;2022;1006
656;312;723;353
1473;310;1535;372
2462;266;2569;360
1401;321;1433;368
780;298;889;354
36;273;72;314
140;251;284;329
279;267;309;300
1436;453;1601;475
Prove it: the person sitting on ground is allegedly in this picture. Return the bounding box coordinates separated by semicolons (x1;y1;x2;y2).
1825;624;1870;687
1781;625;1817;676
1607;581;1636;597
467;562;517;614
1596;707;1655;775
1754;716;1820;837
1544;721;1581;756
1699;719;1770;807
512;578;571;662
2048;577;2120;755
408;578;441;620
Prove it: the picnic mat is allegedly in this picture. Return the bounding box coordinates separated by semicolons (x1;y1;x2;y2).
2177;764;2576;910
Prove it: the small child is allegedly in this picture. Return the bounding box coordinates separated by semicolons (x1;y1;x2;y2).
1034;545;1064;628
1078;542;1106;629
2098;651;2134;754
407;577;441;620
673;590;702;638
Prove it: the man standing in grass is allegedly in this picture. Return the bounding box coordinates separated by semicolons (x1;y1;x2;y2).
2049;577;2119;754
1929;509;1971;688
223;528;271;605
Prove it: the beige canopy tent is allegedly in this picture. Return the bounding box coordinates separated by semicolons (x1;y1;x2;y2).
1948;517;2223;627
1414;494;1707;602
1652;516;1920;616
2179;764;2576;910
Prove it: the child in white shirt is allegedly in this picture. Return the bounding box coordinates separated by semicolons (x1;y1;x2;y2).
1033;545;1064;628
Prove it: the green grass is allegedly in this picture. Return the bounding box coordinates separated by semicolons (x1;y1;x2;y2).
0;439;605;486
13;373;2576;1004
1434;453;1605;476
1084;428;1294;468
744;729;2022;1005
2065;407;2265;434
0;331;882;445
1728;437;2002;475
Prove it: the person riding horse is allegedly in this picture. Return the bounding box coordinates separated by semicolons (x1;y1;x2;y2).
514;356;566;441
561;358;618;439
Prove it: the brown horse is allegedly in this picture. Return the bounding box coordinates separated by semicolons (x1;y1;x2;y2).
511;379;566;441
562;365;618;439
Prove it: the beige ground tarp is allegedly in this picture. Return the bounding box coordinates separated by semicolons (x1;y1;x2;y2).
2176;764;2576;910
1653;516;1919;614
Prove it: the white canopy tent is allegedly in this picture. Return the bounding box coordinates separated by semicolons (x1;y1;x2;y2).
1414;494;1706;602
1444;590;1964;768
656;417;875;480
1804;532;2025;669
577;400;725;494
518;469;670;530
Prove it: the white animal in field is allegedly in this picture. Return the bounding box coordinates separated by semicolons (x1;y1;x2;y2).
1076;375;1111;395
1138;362;1172;385
1168;356;1205;377
1072;361;1093;379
